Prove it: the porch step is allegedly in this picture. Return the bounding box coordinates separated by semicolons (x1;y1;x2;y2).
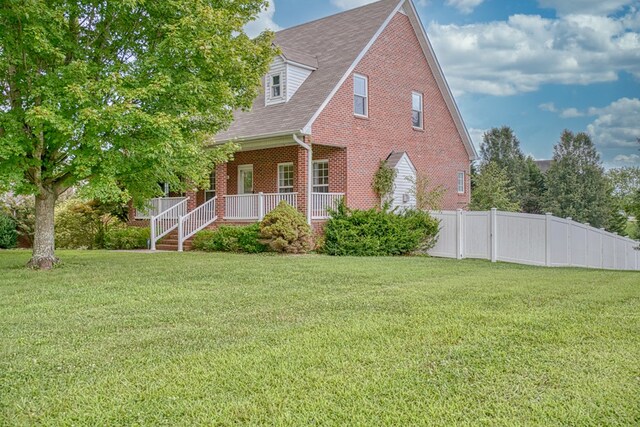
156;230;195;251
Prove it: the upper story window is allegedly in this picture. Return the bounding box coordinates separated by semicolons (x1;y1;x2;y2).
457;171;465;194
354;74;368;117
271;74;282;98
278;163;294;193
412;92;423;129
313;160;329;193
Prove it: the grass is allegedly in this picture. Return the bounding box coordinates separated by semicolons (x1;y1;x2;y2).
1;250;639;426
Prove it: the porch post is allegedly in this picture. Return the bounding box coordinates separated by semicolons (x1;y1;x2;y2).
215;162;228;221
295;145;310;223
185;189;197;212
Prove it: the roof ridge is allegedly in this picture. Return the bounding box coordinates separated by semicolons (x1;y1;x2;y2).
275;0;399;35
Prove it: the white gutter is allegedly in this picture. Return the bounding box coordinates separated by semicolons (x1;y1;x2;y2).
293;134;312;225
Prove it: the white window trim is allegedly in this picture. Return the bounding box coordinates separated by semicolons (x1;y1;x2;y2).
353;74;368;118
457;171;465;194
270;73;283;99
412;91;423;129
277;162;294;193
238;164;254;194
312;159;329;193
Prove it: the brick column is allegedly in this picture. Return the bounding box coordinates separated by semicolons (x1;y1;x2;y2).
295;145;309;221
215;162;228;220
185;189;197;212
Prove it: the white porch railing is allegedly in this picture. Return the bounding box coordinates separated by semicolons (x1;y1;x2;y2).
224;192;298;220
312;192;344;219
135;197;187;220
150;198;189;250
177;196;217;251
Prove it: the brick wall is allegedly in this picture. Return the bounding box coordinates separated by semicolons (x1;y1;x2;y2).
311;12;472;210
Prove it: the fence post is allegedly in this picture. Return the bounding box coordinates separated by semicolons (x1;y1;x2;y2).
177;215;184;252
600;228;606;269
456;209;463;259
490;208;497;263
566;218;572;267
150;215;156;251
545;213;552;267
258;192;264;221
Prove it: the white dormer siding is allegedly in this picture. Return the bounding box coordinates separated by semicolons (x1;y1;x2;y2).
265;55;315;106
286;63;313;101
390;154;416;210
265;56;287;106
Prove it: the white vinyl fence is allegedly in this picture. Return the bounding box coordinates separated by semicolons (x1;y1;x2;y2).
429;209;640;271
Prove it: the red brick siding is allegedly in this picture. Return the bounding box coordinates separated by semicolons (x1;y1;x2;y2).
311;12;471;210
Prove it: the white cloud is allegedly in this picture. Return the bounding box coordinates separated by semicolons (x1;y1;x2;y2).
537;0;634;16
539;102;557;112
446;0;484;14
587;97;640;149
468;127;488;153
559;108;585;118
613;154;640;164
245;1;282;38
428;10;640;96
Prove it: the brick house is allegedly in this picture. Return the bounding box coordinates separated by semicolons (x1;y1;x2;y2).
133;0;477;250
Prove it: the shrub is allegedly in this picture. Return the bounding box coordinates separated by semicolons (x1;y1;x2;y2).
192;224;266;253
259;201;312;253
323;201;439;256
1;194;35;247
104;227;150;250
55;199;120;249
0;214;18;249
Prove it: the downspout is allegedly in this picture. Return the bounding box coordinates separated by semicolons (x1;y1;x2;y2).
293;134;312;225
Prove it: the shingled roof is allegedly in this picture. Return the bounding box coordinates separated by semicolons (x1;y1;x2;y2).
215;0;401;141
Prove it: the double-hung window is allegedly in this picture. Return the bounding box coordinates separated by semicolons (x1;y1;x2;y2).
205;171;216;201
457;171;465;194
353;74;368;117
271;74;282;98
278;163;294;193
412;92;423;129
313;160;329;193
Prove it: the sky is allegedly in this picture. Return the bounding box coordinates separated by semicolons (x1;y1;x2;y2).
245;0;640;168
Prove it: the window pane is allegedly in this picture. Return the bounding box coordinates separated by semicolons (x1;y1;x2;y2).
354;95;366;115
209;172;216;190
272;75;280;85
313;162;329;193
412;93;422;111
279;164;294;192
354;76;366;96
458;172;465;193
412;111;421;128
272;86;280;97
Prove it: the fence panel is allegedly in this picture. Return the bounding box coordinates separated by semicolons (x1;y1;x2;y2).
428;209;639;271
495;212;546;266
429;212;457;258
463;212;490;259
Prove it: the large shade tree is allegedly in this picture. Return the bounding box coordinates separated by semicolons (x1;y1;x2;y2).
544;130;611;228
0;0;276;268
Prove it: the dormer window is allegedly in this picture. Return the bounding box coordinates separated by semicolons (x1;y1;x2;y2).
271;74;282;98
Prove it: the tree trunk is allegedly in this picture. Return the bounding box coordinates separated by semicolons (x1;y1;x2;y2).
27;188;58;270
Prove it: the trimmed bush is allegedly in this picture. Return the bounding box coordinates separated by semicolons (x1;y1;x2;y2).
259;201;312;253
323;201;439;256
0;214;18;249
192;224;266;253
104;227;150;250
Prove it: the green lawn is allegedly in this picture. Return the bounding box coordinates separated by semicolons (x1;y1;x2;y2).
1;251;639;426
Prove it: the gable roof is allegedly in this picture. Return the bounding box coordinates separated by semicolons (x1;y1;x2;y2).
386;151;416;172
215;0;477;160
215;0;400;142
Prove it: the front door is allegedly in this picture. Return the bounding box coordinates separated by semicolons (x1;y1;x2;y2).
238;165;254;194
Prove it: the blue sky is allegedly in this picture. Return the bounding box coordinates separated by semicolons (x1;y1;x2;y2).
245;0;640;168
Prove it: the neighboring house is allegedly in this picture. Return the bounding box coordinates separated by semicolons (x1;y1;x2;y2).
131;0;478;250
534;160;553;173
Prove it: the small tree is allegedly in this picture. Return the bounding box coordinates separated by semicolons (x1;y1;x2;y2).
408;173;446;211
259;201;313;254
0;1;276;268
470;162;519;211
521;156;546;214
